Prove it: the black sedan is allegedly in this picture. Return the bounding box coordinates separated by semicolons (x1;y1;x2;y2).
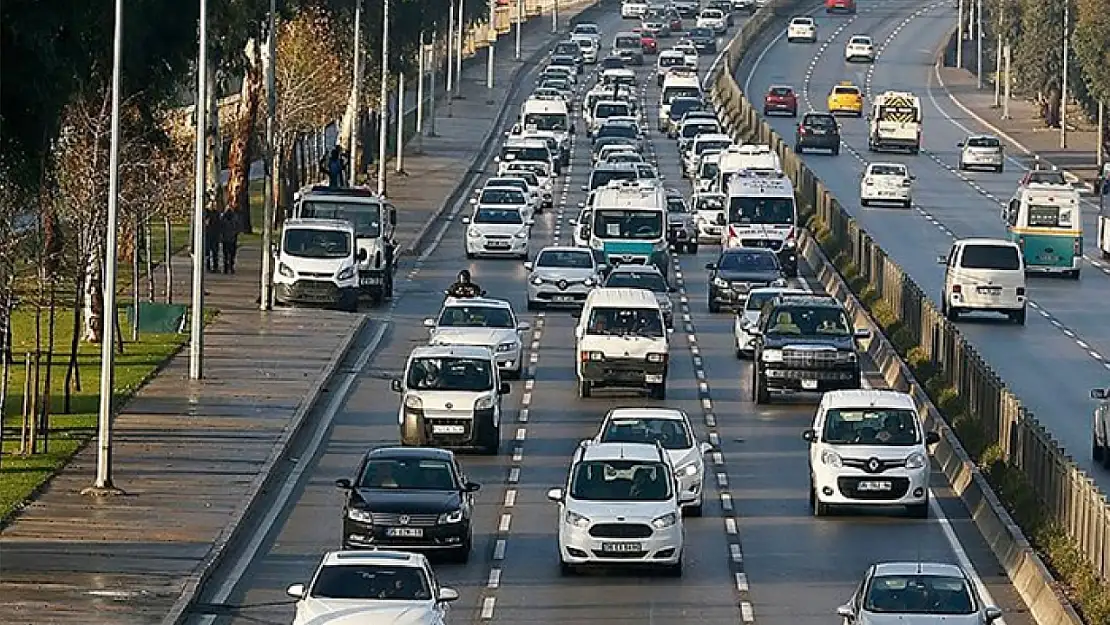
335;446;481;562
706;248;786;312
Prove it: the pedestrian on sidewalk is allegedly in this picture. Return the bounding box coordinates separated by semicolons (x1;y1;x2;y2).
204;206;221;272
321;146;348;187
220;208;242;274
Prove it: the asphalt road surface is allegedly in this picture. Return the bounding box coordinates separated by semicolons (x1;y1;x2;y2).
185;6;1037;625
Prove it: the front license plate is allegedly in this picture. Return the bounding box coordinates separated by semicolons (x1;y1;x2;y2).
801;379;819;390
601;542;642;552
432;424;466;434
645;374;664;383
857;481;892;491
487;243;510;249
386;527;424;538
553;295;576;302
360;276;381;286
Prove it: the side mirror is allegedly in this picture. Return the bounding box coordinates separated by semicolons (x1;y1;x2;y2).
669;286;677;293
335;478;352;489
705;262;717;270
546;487;565;502
577;202;586;210
500;382;511;394
748;328;763;337
469;198;478;205
473;188;482;195
836;605;854;620
581;184;590;191
569;218;579;226
667;327;675;334
462;216;472;224
423;318;436;328
527;218;536;226
390;379;403;393
438;588;461;603
286;583;306;599
910;175;917;180
925;431;941;445
523;261;534;271
357;249;368;261
956;141;965;147
465;481;481;492
936;255;948;265
802;429;817;443
517;321;532;331
984;607;1003;623
853;328;871;340
494;156;501;162
1091;388;1109;400
699;441;714;454
597;263;609;272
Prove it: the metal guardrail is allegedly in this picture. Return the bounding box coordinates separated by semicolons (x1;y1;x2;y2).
707;0;1109;584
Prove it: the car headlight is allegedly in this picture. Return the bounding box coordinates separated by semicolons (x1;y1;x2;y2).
347;508;374;523
515;229;529;239
647;353;666;363
651;512;677;529
583;277;596;287
713;277;729;287
404;395;423;409
475;395;495;411
565;510;590;528
837;351;858;363
531;276;544;286
784;239;796;249
677;461;699;477
761;349;784;363
278;262;294;278
904;452;927;470
439;509;465;524
820;449;843;468
497;341;518;353
337;266;355;281
468;227;482;238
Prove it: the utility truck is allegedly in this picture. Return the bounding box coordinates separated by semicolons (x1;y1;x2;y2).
867;91;922;154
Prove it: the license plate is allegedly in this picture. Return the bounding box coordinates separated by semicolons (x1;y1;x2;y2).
601;542;642;552
553;295;576;302
976;287;1001;295
386;527;424;538
360;276;381;286
801;379;819;390
432;424;466;434
1038;254;1058;263
487;242;510;248
857;481;892;491
645;374;663;383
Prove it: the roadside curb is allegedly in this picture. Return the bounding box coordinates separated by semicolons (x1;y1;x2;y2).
930;41;1095;195
161;314;373;625
403;0;604;257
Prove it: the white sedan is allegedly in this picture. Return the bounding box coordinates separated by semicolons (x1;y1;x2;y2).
859;162;914;208
786;16;817;43
696;9;728;34
844;34;874;62
425;296;530;379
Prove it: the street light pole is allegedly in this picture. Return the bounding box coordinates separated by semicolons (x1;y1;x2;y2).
377;0;391;196
515;0;523;60
395;72;405;172
260;0;277;311
349;0;364;185
455;0;465;98
553;0;558;32
1060;0;1069;148
956;0;964;69
189;0;208;381
486;0;495;102
428;32;438;136
975;0;983;89
84;0;126;496
417;32;426;134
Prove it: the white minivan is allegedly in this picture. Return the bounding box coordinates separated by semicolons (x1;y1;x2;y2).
938;238;1027;325
573;288;671;399
273;218;366;312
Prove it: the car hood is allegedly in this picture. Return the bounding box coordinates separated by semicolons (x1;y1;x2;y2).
762;333;854;350
469;222;528;236
568;500;676;521
858;613;983;625
669;213;694;226
282;255;348;275
716;269;782;283
533;267;597;282
430;327;517;348
296;600;438;625
351;488;462;514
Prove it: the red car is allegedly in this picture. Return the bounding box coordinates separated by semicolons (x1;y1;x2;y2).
763;85;798;117
668;11;683;32
826;0;856;13
641;32;658;54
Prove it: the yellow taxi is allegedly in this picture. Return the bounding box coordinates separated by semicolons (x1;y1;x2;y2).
827;81;864;117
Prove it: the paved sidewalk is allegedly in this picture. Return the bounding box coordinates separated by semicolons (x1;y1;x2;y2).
0;4;598;625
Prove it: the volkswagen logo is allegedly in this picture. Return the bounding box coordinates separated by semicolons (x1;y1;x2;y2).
398;515;411;525
867;458;881;473
558;279;568;290
445;402;454;410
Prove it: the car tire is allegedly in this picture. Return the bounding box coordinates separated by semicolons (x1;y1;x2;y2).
907;499;930;519
527;299;542;311
466;251;476;260
662;560;683;577
687;243;699;254
708;297;721;313
996;164;1004;173
1012;308;1026;325
481;424;500;455
860;198;870;206
902;199;912;208
1094;440;1104;463
449;537;473;563
560;560;577;576
753;368;770;404
795;144;804;154
686;501;703;517
832;145;840;155
790;110;797;118
504;366;523;380
578;380;592;398
811;484;830;516
945;302;960;321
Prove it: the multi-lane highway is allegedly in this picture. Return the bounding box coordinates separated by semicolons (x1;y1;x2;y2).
742;0;1110;488
187;6;1036;625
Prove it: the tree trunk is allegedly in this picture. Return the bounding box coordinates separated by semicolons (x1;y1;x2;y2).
131;218;140;341
227;38;263;233
82;245;104;343
29;270;43;454
40;280;57;453
64;272;83;412
144;217;155;302
0;284;12;445
164;215;174;304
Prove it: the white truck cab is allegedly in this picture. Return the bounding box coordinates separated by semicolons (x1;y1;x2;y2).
938;238;1027;324
573;288;671;399
273;218;365;312
802;389;941;518
392;344;509;455
546;440;684;576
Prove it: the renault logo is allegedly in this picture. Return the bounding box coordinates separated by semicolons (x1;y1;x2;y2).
867;458;881;472
445;402;454;410
398;515;411;525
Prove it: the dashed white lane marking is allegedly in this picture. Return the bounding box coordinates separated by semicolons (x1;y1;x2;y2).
480;596;497;620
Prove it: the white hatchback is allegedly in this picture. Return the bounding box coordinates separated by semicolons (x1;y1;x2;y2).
844;34;874;61
859;162;914;208
424;297;531;379
803;389;941;518
787;16;817;43
525;246;605;309
697;8;727;33
464;194;533;259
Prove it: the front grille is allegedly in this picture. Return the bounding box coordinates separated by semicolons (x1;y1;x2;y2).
591;549;648;559
843;457;907;473
767;369;854;381
837;476;910;500
300;271;333;278
589;523;653;538
485;234;511;240
287;280;340;301
369;512;440;527
783;347;839;367
610;256;648;265
741;238;783;251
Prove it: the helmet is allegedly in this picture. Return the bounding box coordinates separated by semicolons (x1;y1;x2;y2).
457;270;471;283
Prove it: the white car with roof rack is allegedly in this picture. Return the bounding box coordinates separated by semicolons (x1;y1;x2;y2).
286;550;460;625
733;286;808;357
860;162;914;208
525;246;606;309
424;297;530;379
546;440;684;575
463;191;534;259
593;408;714;515
802;389;941;518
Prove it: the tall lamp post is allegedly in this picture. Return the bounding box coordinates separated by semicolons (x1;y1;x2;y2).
349;0;364;185
376;0;392;195
1060;0;1069;148
189;0;209;381
260;0;277;311
515;0;523;60
83;0;126;496
485;0;496;103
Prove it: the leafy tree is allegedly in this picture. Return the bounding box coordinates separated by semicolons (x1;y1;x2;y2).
1072;0;1110;105
1011;0;1064;98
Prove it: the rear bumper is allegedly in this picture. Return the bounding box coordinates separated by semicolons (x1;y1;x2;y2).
580;360;667;388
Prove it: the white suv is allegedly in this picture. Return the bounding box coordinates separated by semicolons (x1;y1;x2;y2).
424;297;530;379
593;408;713;515
786;16;817;43
802;390;940;518
859;162;914;208
622;0;649;18
734;286;807;357
547;441;684;576
286;550;459;625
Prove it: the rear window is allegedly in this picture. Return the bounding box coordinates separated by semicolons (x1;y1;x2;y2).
616;35;641;48
968;136;1001;148
805;115;837;128
833;86;860;95
770;87;794;96
959;245;1021;270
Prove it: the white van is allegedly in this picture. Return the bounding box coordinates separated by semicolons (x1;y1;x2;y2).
573;288;671;399
659;74;703;124
273;218;365;312
938;238;1026;325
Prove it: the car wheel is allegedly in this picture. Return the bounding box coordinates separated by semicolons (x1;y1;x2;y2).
449;537;473;563
559;560;576;576
578;380;592;398
708;297;721;313
861;198;870;206
958;160;966;171
1094;440;1104;463
996;164;1004;173
504;365;522;380
903;199;912;208
662;560;683;577
688;243;699;254
794;144;804;154
754;369;770;404
946;302;960;321
527;299;541;311
466;251;476;260
686;501;703;517
907;499;930;519
832;145;840;155
812;487;830;516
1011;308;1026;325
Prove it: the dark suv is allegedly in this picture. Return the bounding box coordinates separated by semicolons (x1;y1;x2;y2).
794;112;841;155
751;295;869;403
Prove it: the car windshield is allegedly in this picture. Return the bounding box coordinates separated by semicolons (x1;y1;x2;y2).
967;136;1000;148
523;112;568;131
765;305;851;336
958;245;1021;269
501;145;549;162
669;98;703;119
601;57;625;69
597;124;638;139
696;194;725;211
537;249;594;268
608;152;644;164
615;35;640;48
850;37;871;45
821;408;920;445
688;27;713;37
507;162;549;177
1024;170;1066;185
745;290;798;310
663;86;702;104
541;78;569;91
438;305;514;328
595;102;631;118
311;565;432;601
475;208;524;225
479;188;527;205
718;251;779;271
700;161;720;179
574;24;599;35
659;54;684;67
555;42;580;55
593;209;663;239
358;458;458;490
551;56;575;68
601;417;692;449
728;196;794;225
406;356;493;391
589;169;639;189
695;140;730;155
682;122;718;138
282;228;351;259
870;165;907;176
509;171;539;186
299;200;382;238
667;197;688;213
570;460;673;501
865;574;975;614
604;271;669;292
585;306;664;337
489;179;528;192
769;87;794;96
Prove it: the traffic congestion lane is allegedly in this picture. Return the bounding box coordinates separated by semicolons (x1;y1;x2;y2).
741;0;1110;486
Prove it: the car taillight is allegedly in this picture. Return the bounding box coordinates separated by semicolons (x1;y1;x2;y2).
798;125;807;134
1016;287;1026;296
952;284;962;293
1074;237;1082;254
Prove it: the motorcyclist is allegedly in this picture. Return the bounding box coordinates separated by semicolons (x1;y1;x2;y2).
446;270;483;298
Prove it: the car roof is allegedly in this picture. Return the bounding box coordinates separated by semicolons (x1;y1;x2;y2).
871;562;966;578
408;344;495;360
367;446;456;462
820;389;917;411
584;287;661;308
605;407;688;422
954;237;1019;248
579;441;666;463
442;296;512;309
321;550;427;568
